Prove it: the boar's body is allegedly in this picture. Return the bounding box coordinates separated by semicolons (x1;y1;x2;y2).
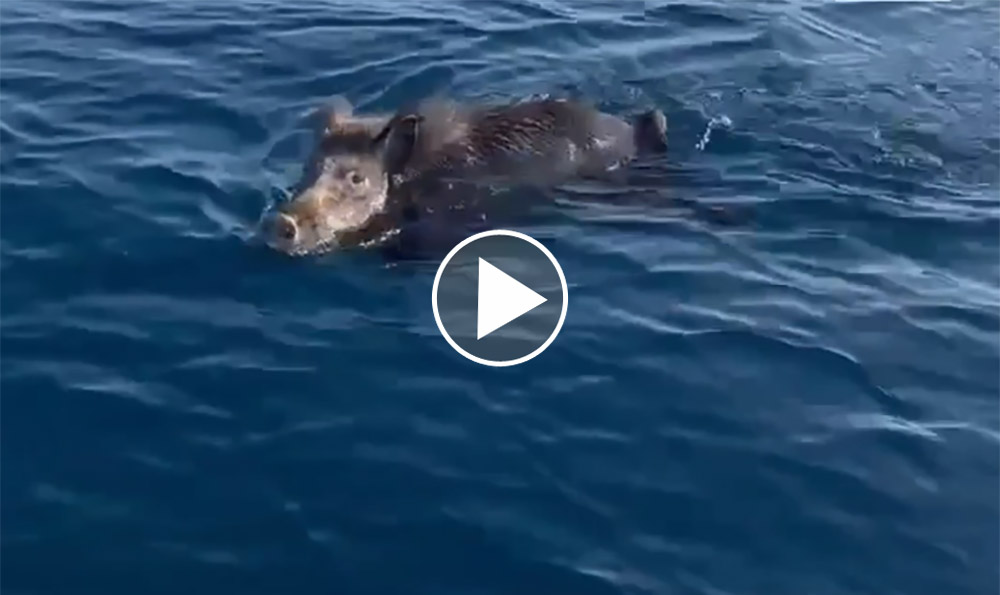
261;95;668;256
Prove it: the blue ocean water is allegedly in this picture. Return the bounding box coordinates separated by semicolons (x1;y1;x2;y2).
2;0;998;593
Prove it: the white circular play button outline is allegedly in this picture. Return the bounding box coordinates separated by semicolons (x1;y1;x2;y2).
431;229;569;367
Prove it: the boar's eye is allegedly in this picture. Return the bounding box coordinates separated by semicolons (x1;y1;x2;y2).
349;172;365;185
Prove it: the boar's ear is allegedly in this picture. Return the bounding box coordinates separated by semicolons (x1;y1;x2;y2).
370;113;422;176
317;95;355;136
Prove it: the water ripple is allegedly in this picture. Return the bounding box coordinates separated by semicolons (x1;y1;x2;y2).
2;1;997;594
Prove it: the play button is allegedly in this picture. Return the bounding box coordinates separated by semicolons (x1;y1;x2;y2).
477;257;548;339
432;229;568;366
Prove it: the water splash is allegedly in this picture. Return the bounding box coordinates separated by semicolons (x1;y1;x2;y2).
695;114;733;151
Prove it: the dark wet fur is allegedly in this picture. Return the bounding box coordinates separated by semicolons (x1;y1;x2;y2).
390;98;667;187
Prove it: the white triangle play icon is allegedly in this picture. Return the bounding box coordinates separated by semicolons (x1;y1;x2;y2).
477;257;548;340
